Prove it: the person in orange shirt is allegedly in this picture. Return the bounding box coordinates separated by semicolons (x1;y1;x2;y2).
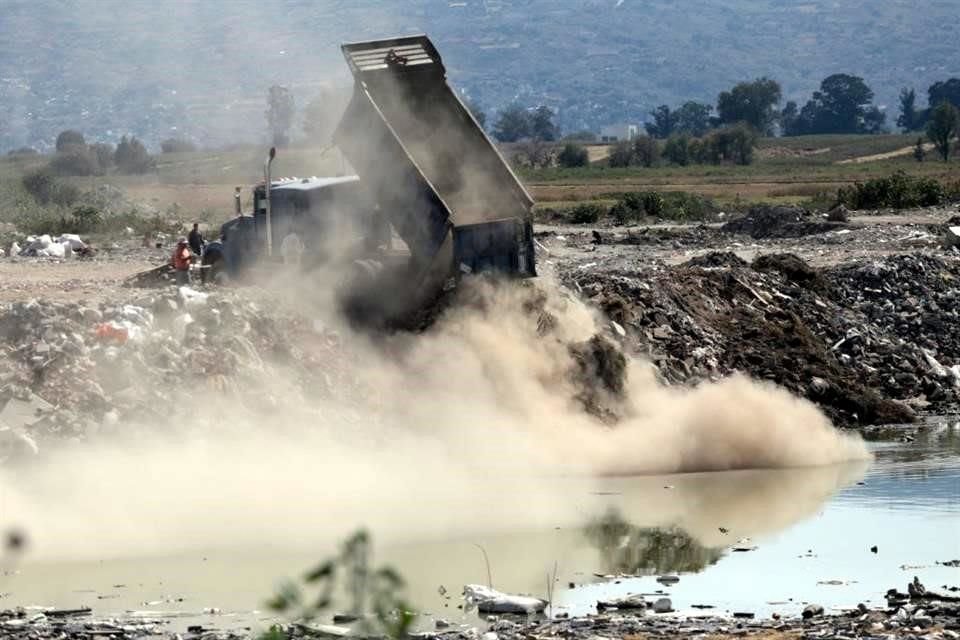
171;238;192;286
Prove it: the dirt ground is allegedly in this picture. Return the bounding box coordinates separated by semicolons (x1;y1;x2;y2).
0;258;154;303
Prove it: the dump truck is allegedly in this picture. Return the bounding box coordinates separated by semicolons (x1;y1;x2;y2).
205;34;536;323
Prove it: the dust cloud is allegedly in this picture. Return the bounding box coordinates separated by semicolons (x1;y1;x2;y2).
0;273;868;563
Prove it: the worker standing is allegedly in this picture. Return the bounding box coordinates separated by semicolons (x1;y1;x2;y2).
188;223;205;257
172;238;192;286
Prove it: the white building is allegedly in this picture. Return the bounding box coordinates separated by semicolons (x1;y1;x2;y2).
599;123;640;142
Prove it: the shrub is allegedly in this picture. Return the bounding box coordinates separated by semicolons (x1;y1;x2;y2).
55;130;85;152
608;141;634;167
114;135;155;174
837;171;947;209
50;148;101;176
67;206;104;233
704;124;757;165
22;168;57;204
663;134;691;166
50;182;81;208
632;135;659;167
90;142;115;170
160;138;197;153
7;147;37;156
570;202;603;223
557;143;589;168
610;190;715;224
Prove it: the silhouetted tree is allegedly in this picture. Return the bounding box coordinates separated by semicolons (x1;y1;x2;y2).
926;102;959;161
114;135;154;174
55;129;85;152
928;78;960;111
781;101;800;135
530;106;559;141
791;74;880;134
266;85;295;147
90;142;115;169
662;134;691;166
897;88;920;131
50;147;100;176
557;143;589;167
645;105;675;138
493;104;530;142
632;135;659;167
716;77;781;134
675;101;713;136
607;141;633;167
862;106;887;134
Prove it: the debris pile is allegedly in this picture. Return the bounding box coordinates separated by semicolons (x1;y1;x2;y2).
561;251;960;426
0;287;357;452
3;580;958;640
721;205;846;239
13;234;94;258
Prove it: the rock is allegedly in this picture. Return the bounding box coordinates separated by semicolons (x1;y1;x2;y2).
913;615;933;628
656;575;680;585
909;577;927;599
802;604;824;619
942;226;960;249
597;594;646;610
652;598;673;613
80;307;103;323
827;205;850;222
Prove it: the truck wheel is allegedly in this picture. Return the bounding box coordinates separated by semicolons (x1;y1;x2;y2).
201;249;225;285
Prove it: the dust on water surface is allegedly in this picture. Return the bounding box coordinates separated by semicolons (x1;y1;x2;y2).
2;427;958;632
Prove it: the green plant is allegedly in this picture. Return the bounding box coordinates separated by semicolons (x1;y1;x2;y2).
50;148;102;176
607;141;633;167
926;101;959;162
837;171;947;209
262;530;415;640
557;143;589;168
115;135;155;174
21;167;56;203
569;202;602;223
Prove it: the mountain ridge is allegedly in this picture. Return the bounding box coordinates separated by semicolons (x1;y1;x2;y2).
1;0;957;151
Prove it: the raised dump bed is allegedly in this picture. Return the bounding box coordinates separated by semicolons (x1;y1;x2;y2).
333;34;536;280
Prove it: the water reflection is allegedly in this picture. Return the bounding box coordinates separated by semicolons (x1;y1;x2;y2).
584;511;722;575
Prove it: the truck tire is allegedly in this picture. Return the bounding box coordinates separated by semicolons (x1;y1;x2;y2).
201;247;225;285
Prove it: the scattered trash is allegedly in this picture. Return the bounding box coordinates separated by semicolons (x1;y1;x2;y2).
597;594;646;610
652;597;673;613
463;584;547;614
802;604;824;619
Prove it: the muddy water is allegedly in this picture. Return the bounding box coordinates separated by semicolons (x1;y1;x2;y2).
2;427;958;633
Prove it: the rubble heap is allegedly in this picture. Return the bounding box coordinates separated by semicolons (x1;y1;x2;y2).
0;287;357;455
561;251;960;426
721;205;846;239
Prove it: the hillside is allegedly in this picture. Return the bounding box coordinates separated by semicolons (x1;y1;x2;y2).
1;0;958;151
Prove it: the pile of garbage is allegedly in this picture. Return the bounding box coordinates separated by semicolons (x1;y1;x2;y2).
561;251;960;426
0;286;358;457
721;205;846;239
8;234;93;258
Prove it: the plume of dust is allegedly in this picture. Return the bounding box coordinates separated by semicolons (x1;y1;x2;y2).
0;272;867;562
